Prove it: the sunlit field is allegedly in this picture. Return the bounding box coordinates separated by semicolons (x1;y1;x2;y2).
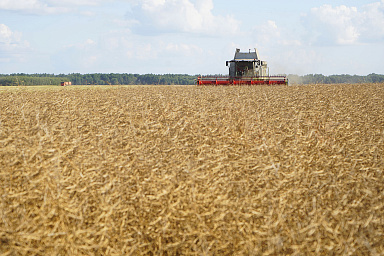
1;84;383;255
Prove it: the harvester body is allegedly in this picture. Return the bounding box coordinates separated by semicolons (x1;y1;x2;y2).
197;48;287;85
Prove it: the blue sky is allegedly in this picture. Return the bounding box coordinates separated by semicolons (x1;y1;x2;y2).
0;0;383;75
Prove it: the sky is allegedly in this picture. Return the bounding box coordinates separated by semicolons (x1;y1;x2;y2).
0;0;383;75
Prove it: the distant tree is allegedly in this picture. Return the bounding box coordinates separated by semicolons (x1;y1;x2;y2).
111;78;119;85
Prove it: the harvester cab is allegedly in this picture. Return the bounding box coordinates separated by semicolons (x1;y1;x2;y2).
226;48;268;78
197;48;288;85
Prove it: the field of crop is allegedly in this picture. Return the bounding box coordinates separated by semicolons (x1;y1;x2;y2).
1;84;383;255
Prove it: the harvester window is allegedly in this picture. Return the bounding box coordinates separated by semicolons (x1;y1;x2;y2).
236;62;254;77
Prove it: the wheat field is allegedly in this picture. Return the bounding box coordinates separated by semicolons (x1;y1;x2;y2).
0;84;383;255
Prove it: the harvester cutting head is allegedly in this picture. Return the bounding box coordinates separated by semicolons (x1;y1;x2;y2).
197;48;288;85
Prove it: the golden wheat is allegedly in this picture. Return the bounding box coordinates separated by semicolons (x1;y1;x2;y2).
0;84;383;255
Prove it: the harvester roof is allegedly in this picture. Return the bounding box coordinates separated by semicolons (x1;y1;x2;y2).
233;48;259;61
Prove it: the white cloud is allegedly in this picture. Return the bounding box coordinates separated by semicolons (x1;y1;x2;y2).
0;0;70;14
127;0;240;35
100;34;203;62
359;1;384;41
46;0;106;6
0;24;30;57
304;1;384;45
51;38;101;72
165;43;202;56
49;30;212;74
309;5;360;45
0;24;18;42
80;11;96;16
0;0;109;14
252;20;281;44
79;39;97;49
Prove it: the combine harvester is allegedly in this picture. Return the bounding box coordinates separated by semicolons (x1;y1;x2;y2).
197;48;288;86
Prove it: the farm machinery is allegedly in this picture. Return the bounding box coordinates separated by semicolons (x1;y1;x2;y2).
197;48;288;85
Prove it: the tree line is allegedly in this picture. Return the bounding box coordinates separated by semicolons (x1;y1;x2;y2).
0;73;196;86
287;73;384;85
0;73;383;86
